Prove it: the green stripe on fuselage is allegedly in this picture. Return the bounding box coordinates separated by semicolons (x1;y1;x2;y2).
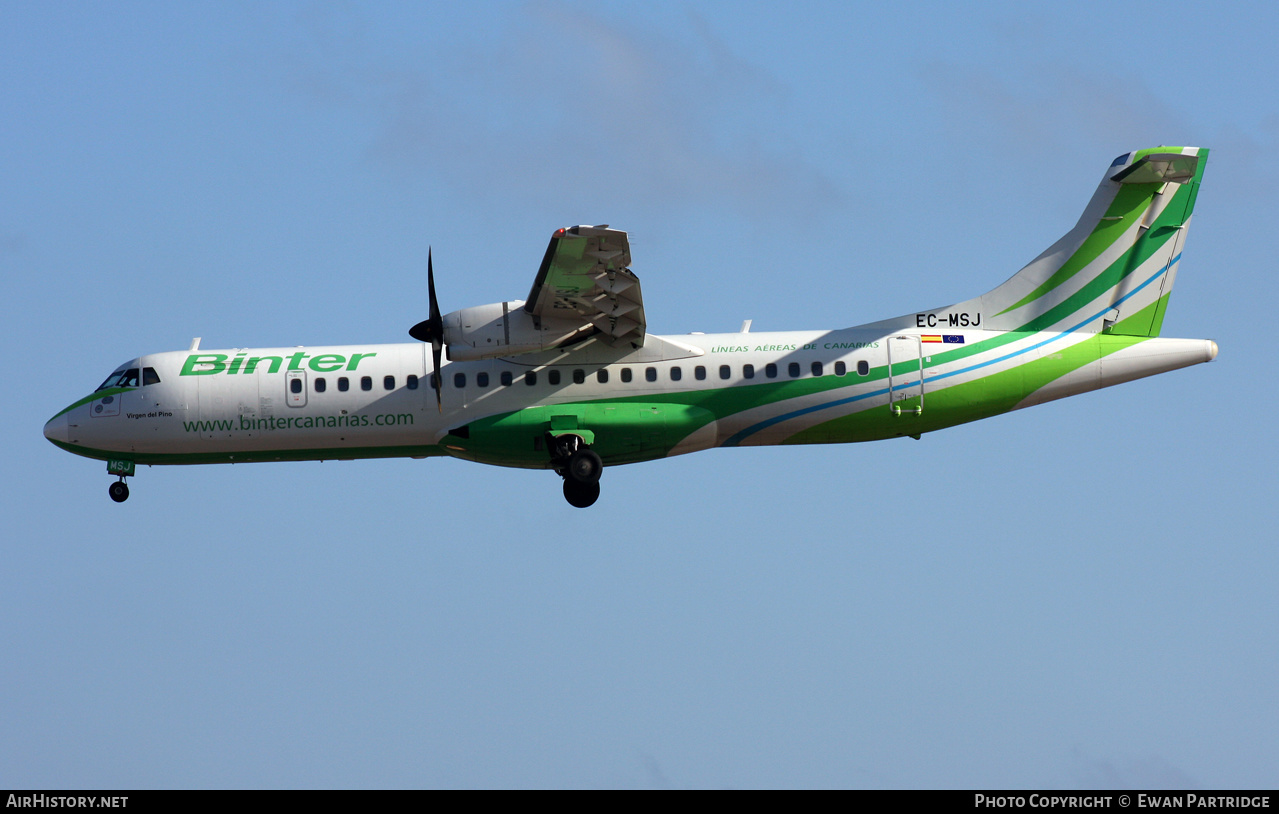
51;387;135;419
784;332;1150;445
1105;293;1170;338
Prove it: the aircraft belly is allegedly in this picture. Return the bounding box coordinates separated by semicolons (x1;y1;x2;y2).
443;401;717;469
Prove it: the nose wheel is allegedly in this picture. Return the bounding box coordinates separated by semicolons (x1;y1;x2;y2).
108;478;130;503
550;433;603;508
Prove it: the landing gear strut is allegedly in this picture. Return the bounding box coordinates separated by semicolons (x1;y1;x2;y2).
551;433;603;508
108;478;130;503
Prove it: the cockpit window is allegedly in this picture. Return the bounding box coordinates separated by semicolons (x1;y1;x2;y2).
96;368;140;391
143;367;161;386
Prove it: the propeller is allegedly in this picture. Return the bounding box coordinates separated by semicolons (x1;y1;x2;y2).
408;248;444;412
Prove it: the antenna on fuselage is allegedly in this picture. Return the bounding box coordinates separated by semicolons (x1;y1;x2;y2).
189;337;202;351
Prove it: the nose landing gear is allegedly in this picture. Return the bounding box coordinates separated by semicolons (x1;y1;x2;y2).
550;433;603;508
106;460;135;503
108;478;130;503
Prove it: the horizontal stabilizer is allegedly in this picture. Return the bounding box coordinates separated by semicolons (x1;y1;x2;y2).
1110;153;1198;184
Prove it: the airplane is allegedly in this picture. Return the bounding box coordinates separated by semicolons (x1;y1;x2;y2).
44;147;1218;508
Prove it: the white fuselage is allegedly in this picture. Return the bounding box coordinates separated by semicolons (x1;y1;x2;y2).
44;327;1216;470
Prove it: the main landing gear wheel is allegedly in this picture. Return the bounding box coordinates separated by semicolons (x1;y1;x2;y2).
551;434;604;508
108;480;130;503
563;479;601;508
566;448;603;484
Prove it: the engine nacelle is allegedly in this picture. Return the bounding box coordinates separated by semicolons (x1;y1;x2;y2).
443;301;586;361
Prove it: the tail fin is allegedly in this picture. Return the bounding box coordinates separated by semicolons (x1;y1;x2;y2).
907;147;1207;338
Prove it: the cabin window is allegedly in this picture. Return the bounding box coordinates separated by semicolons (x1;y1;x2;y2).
788;362;800;378
835;361;846;376
338;377;349;392
548;369;561;385
719;365;731;380
621;368;633;383
407;374;419;390
670;367;682;382
525;371;537;386
290;378;303;394
743;364;755;379
645;367;657;382
500;371;513;386
361;376;372;391
695;366;706;381
315;377;327;393
143;367;161;386
453;372;465;388
477;371;489;388
384;375;395;390
572;369;585;384
765;363;778;379
811;361;823;377
597;369;609;384
857;360;870;376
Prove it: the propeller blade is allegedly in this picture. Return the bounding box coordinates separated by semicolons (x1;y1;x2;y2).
431;342;442;413
427;248;441;329
409;248;445;344
427;248;443;412
407;248;446;411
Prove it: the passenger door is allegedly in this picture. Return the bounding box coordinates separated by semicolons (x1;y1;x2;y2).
286;370;307;407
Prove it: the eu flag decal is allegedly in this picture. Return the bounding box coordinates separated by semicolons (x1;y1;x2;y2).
922;334;965;344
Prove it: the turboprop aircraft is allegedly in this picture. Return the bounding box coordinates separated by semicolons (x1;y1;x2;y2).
44;147;1218;508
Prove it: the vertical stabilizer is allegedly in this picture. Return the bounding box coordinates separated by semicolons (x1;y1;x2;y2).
890;147;1207;338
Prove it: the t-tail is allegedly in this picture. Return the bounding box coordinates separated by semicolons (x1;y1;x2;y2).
894;147;1208;338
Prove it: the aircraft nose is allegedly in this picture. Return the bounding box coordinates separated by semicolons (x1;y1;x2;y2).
44;413;68;444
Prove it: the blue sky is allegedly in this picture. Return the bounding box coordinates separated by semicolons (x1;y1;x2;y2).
4;0;1276;789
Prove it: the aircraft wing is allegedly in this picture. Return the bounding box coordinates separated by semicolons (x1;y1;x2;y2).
524;225;645;348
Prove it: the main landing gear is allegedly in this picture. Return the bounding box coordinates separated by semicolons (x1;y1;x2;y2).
108;477;130;503
550;433;603;508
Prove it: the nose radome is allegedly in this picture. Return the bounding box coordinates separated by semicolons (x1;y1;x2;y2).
44;413;68;444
